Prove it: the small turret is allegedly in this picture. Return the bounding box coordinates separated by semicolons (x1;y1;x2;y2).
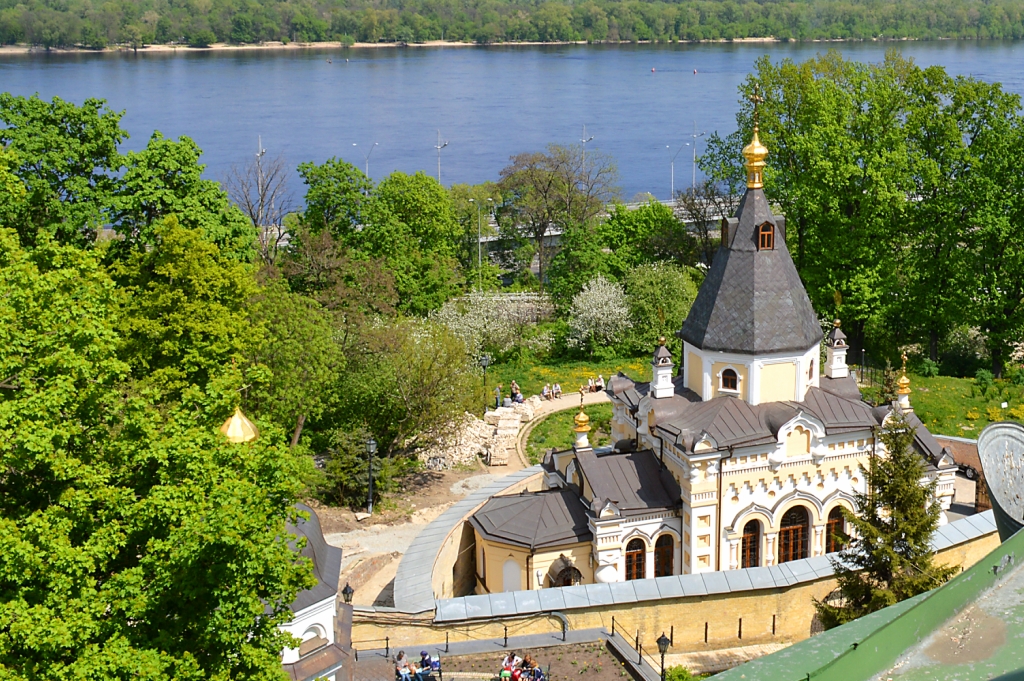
573;401;592;451
897;352;912;411
651;336;675;399
825;320;849;379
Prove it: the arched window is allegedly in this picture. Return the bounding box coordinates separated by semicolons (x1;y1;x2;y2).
759;223;774;250
502;558;521;592
778;506;810;563
655;535;674;577
741;520;760;568
298;626;329;657
625;538;646;580
554;566;583;587
826;507;847;554
721;368;738;392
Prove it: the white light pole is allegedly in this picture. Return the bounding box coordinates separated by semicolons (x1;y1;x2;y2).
353;142;378;177
469;197;494;291
580;124;594;165
434;130;448;184
689;121;706;189
667;143;688;199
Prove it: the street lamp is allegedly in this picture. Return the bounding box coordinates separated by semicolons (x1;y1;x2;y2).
580;124;595;165
688;121;707;189
366;437;377;514
479;354;491;414
469;198;495;291
353;142;378;177
666;143;688;199
434;130;448;184
656;632;671;681
341;583;354;604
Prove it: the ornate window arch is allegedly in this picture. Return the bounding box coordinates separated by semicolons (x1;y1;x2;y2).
718;365;741;393
778;505;811;563
625;537;647;580
741;519;761;568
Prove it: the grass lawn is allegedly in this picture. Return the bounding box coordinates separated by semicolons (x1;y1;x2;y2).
887;373;1024;437
526;403;614;464
488;357;650;399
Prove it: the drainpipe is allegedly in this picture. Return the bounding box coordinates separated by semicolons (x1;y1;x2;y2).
716;447;734;572
527;552;533;590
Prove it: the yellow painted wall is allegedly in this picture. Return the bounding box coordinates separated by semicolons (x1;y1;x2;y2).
687;352;703;394
785;426;811;458
476;533;529;593
760;362;797;403
711;362;748;400
353;529;999;654
533;543;594;587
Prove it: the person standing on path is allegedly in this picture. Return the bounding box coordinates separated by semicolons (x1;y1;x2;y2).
495;384;502;409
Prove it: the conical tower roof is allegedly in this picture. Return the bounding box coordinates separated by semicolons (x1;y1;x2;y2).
678;131;822;355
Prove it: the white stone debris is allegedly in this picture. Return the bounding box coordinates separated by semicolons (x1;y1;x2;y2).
418;396;543;470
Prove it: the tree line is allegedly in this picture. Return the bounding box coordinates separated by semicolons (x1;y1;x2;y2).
702;49;1024;377
6;0;1024;49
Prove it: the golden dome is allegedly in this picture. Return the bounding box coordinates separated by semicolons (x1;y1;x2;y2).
658;335;666;346
897;351;911;396
573;408;591;433
742;126;769;189
219;406;259;443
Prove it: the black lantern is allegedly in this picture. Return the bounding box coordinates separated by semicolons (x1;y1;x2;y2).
366;438;377;515
341;582;354;604
657;632;671;681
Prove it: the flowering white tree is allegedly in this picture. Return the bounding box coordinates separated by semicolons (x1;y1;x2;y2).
431;292;554;358
567;276;632;352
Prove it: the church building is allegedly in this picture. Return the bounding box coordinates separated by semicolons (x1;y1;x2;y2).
468;122;957;594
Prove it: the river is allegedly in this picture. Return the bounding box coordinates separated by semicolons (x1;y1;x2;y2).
3;41;1024;199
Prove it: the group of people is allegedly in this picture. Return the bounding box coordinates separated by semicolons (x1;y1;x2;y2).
500;651;544;681
540;383;563;400
395;651;437;681
585;375;605;393
495;381;526;409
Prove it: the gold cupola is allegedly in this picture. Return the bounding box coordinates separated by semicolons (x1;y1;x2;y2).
897;352;911;396
220;406;259;443
742;126;768;189
573;407;591;433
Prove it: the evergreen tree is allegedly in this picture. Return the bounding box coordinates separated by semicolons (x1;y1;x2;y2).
814;407;956;629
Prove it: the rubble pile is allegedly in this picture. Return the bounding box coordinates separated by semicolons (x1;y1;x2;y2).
418;396;543;470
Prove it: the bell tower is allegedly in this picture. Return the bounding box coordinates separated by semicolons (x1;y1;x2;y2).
651;336;675;399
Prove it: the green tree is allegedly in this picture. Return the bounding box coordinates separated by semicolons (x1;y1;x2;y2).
814;408;956;629
246;280;345;446
297;157;372;240
111;217;260;399
0;227;312;680
597;200;684;274
113;132;256;261
546;221;611;313
0;93;125;248
621;262;699;355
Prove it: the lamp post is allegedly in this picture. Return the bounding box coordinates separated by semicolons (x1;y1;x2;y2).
688;121;707;189
479;354;491;414
657;632;671;681
366;437;377;515
353;142;378;177
580;124;595;165
666;143;688;199
434;130;448;184
341;583;354;604
468;198;493;291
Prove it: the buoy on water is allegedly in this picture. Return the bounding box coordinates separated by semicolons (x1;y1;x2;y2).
694;68;698;74
651;67;656;72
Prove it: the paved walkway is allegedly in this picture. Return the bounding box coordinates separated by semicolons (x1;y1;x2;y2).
514;391;611;469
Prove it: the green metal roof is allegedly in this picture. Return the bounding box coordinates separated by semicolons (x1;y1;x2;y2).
716;526;1024;681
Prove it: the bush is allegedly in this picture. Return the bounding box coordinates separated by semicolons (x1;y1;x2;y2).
188;29;216;46
975;368;995;394
664;666;696;681
918;358;940;377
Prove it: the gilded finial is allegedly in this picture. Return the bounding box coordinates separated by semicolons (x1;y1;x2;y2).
573;406;591;433
658;335;666;346
742;86;768;190
897;352;911;396
220;406;259;443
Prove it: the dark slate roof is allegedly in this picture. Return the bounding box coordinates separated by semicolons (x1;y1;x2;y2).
819;375;863;401
826;322;847;346
653;344;673;362
606;373;699;414
574;449;681;515
656;397;777;451
678;188;823;355
470;489;593;549
794;387;877;433
288;504;342;613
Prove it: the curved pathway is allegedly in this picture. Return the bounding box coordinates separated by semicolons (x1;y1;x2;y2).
515;391;611;468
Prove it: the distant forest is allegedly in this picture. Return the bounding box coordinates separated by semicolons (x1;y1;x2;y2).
5;0;1024;49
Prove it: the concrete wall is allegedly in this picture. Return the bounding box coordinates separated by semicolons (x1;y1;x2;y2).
355;527;999;653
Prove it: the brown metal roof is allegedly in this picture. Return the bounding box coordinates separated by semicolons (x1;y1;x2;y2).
793;386;877;433
470;489;592;549
574;449;680;515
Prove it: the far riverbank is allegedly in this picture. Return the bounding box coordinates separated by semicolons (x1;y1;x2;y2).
0;35;965;56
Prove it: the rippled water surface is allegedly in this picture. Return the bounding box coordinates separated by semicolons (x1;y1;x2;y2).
3;41;1023;198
